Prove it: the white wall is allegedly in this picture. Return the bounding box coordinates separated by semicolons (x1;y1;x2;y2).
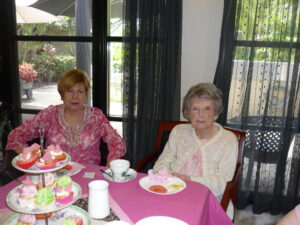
181;0;223;119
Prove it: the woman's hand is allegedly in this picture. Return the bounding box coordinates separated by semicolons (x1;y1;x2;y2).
171;171;191;181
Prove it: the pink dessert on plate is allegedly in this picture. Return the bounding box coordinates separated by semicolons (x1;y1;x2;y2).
36;173;56;190
18;185;37;209
55;175;74;204
35;151;57;170
46;144;66;161
21;175;35;186
147;168;175;194
17;214;36;225
23;143;41;155
148;168;173;185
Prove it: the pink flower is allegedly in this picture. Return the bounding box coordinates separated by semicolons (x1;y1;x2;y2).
19;63;37;83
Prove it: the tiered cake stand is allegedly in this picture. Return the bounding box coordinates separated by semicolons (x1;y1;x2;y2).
4;153;91;225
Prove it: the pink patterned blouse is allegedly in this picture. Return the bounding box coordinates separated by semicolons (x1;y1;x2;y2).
5;105;126;165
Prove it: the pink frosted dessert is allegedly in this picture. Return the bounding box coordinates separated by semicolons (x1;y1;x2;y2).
35;151;57;170
21;175;35;186
148;168;173;185
18;185;37;209
55;175;73;204
46;144;66;161
17;214;36;225
23;143;41;155
36;173;56;190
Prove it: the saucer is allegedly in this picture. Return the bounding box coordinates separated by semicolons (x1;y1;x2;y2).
102;168;137;182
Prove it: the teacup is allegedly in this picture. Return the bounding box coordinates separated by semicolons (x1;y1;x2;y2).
110;159;130;180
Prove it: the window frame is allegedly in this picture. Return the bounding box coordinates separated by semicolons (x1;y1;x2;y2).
7;0;125;125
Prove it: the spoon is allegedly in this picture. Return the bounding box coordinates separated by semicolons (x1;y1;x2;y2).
100;169;114;179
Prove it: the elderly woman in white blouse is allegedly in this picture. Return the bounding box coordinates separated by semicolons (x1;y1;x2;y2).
153;83;238;219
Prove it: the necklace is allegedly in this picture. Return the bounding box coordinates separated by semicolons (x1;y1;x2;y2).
59;105;89;146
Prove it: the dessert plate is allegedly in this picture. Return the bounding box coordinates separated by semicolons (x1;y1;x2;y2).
135;216;188;225
6;181;81;214
102;168;137;183
105;221;131;225
12;153;71;174
139;176;186;195
56;162;85;176
4;205;91;225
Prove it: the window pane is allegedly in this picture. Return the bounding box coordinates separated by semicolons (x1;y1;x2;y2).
108;42;123;116
110;121;123;137
228;47;297;123
108;0;123;36
21;113;35;123
16;0;92;36
18;41;92;110
236;0;300;42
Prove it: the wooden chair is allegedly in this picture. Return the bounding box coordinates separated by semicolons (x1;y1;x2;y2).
134;120;246;213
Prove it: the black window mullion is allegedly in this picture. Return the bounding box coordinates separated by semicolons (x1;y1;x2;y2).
92;0;108;115
235;40;300;48
16;36;93;42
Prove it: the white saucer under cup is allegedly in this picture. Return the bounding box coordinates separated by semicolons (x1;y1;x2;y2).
88;180;110;219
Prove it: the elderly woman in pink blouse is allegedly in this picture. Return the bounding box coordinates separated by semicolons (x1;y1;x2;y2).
153;83;238;219
5;68;126;165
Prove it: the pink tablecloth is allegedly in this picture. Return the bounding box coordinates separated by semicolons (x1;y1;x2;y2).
0;164;233;225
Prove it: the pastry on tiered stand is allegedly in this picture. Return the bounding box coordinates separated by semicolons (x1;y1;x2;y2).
4;144;90;225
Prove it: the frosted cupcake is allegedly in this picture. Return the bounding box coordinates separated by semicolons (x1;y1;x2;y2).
18;185;37;209
16;152;39;169
46;144;66;161
23;143;41;155
35;151;57;170
21;175;35;186
16;214;36;225
35;188;55;209
36;173;56;190
55;175;74;204
62;216;83;225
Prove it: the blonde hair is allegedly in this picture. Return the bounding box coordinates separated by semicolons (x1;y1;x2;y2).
182;83;223;120
57;68;91;98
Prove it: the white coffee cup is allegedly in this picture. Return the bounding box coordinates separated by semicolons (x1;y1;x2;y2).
88;180;110;219
110;159;130;181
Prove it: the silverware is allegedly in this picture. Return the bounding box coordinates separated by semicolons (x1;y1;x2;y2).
100;169;114;179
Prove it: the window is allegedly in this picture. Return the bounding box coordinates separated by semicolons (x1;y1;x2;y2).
14;0;124;135
227;0;300;124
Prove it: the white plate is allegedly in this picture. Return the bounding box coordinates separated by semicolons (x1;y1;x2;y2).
135;216;188;225
4;205;91;225
105;221;131;225
102;168;137;183
6;181;81;214
12;153;71;174
55;162;85;176
139;176;186;195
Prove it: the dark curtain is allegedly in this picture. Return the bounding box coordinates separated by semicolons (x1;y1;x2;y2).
122;0;182;166
215;0;300;215
0;0;20;128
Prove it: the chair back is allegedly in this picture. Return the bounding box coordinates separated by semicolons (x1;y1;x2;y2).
134;121;188;172
221;126;246;211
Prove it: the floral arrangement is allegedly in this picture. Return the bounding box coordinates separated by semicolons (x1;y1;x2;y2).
19;62;37;83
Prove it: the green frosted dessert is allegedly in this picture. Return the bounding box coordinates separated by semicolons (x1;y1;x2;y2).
62;220;75;225
57;175;72;188
35;188;54;206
